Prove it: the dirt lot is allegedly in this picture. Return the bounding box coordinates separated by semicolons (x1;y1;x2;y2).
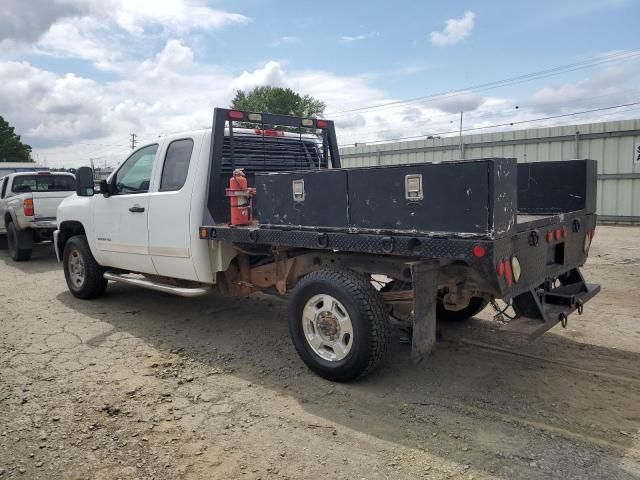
0;226;639;479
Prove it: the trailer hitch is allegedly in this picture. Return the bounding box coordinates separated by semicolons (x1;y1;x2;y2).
501;268;600;340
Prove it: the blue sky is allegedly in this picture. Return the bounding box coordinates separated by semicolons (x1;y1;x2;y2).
1;0;638;167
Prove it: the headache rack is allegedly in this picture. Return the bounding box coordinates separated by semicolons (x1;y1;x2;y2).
204;108;341;225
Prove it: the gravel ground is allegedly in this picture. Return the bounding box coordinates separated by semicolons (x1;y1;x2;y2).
0;226;639;480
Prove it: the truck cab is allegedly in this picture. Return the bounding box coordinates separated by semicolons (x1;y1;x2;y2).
57;131;217;281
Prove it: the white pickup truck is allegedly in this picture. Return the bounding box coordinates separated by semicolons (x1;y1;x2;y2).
1;171;76;261
55;108;599;382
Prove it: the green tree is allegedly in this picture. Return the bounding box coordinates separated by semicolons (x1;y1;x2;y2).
231;86;325;118
0;115;32;162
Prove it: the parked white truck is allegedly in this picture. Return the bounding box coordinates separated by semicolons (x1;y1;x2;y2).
55;108;599;382
1;171;76;261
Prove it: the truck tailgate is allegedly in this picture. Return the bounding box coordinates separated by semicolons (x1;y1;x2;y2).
32;191;74;219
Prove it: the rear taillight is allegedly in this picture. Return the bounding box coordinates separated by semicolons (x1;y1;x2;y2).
497;257;520;286
228;110;244;120
511;256;521;282
23;198;34;217
316;119;328;129
584;227;596;254
555;228;562;241
546;231;553;243
504;260;513;286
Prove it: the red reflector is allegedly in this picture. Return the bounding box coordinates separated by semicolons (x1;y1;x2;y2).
255;128;284;137
555;229;562;241
497;261;505;277
228;110;244;120
562;226;569;239
546;231;553;243
316;119;328;129
472;245;486;258
504;260;513;286
590;227;596;239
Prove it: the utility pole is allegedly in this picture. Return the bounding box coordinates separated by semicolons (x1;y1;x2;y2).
130;133;137;150
458;111;464;160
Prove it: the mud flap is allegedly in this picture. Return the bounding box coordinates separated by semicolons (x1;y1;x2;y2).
411;261;439;364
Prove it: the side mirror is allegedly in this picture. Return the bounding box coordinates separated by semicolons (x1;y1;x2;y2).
76;167;94;197
99;179;113;198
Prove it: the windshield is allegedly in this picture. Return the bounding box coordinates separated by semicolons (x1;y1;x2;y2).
11;175;76;193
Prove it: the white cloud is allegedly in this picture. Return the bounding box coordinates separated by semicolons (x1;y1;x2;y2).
105;0;251;35
430;11;475;46
230;61;289;92
270;36;300;47
340;32;379;43
528;65;634;113
0;0;251;67
0;0;88;44
429;91;485;113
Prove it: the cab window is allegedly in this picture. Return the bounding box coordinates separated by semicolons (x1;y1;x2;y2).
160;139;193;192
114;144;158;194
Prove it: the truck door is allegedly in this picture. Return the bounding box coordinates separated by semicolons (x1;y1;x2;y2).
147;136;201;280
92;144;160;274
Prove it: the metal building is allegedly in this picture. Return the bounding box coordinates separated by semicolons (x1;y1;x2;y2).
340;119;640;224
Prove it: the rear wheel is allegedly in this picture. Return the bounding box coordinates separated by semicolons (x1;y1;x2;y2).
289;270;390;382
437;297;489;322
63;235;107;299
7;222;32;261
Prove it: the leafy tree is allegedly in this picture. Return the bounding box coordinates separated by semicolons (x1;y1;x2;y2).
0;115;32;162
231;86;325;118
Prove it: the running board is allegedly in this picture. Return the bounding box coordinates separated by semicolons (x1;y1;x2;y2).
103;271;211;297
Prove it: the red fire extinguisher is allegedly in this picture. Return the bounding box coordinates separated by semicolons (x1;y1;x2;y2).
225;169;256;226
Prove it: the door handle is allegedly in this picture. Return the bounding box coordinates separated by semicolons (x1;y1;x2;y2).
129;206;145;213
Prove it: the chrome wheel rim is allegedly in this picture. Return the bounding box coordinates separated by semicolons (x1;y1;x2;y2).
302;294;353;362
68;249;86;289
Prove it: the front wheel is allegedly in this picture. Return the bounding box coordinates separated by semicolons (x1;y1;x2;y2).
289;270;389;382
63;235;108;299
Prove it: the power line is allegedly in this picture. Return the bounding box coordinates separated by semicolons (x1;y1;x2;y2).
327;49;640;117
337;87;640;142
338;101;640;147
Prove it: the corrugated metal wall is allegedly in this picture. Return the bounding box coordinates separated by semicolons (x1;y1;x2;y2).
339;119;640;223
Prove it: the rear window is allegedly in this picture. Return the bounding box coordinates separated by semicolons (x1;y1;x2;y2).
12;175;76;193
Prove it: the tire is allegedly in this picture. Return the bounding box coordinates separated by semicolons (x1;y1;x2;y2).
7;222;32;261
437;297;489;322
63;235;108;299
289;269;389;382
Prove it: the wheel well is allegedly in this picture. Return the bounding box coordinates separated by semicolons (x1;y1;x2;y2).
57;221;86;257
4;212;12;228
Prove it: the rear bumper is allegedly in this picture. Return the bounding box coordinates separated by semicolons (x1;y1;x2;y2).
502;268;600;339
29;218;57;229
